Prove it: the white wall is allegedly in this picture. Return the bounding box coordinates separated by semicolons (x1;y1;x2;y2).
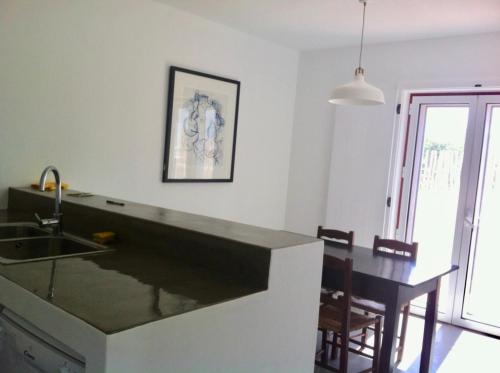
286;32;500;245
284;55;336;236
0;0;299;229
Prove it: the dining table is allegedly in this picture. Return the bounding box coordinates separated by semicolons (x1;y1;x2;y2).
322;240;459;373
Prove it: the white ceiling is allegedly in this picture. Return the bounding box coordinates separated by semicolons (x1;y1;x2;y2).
158;0;500;50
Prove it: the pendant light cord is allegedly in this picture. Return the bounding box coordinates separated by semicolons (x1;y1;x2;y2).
358;1;367;69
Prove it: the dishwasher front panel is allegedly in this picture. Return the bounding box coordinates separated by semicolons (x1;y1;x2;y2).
0;310;85;373
0;337;44;373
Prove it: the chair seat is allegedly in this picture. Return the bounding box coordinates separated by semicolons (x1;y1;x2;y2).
318;305;379;333
352;296;410;316
352;296;386;314
331;293;386;315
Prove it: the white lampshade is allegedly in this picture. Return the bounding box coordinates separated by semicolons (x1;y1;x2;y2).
329;68;385;106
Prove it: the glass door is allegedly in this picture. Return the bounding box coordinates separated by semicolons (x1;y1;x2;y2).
452;97;500;335
397;95;478;321
396;93;500;335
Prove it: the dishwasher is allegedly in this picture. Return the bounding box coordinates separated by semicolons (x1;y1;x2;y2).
0;308;85;373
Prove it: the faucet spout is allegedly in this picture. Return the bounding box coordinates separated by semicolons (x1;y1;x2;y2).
36;166;63;235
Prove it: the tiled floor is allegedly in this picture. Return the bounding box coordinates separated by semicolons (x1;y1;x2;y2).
314;315;500;372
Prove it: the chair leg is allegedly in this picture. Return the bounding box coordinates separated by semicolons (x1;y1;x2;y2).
330;332;338;360
339;331;349;373
360;311;369;351
372;316;382;373
396;304;410;364
321;329;329;367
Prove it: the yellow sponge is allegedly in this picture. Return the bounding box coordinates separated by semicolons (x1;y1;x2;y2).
31;182;69;191
92;232;116;245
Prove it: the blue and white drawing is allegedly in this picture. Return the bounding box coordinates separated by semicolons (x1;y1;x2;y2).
182;91;225;165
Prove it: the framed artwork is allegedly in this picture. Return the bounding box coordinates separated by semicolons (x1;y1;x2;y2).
162;66;240;182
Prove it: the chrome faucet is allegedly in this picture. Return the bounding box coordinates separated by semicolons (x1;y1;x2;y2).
35;166;63;235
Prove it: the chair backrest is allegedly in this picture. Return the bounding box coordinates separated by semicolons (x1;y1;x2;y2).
317;226;354;249
372;235;418;261
322;255;353;322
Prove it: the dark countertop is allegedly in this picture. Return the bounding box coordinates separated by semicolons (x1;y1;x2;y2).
0;210;264;334
12;187;318;250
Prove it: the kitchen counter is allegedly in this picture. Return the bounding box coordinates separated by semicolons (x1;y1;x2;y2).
0;210;263;334
0;248;262;334
0;191;324;373
10;187;317;250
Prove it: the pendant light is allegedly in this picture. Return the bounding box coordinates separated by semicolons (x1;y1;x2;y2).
329;0;385;106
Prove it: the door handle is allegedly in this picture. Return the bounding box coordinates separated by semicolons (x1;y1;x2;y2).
464;210;478;229
464;216;474;228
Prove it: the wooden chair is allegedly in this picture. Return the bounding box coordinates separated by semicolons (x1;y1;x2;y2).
317;226;354;249
317;256;382;373
317;226;363;359
372;235;418;261
352;235;418;364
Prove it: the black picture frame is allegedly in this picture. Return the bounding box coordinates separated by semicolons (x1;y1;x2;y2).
162;66;240;182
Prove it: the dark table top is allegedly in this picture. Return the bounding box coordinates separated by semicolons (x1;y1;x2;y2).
0;210;264;334
324;241;458;287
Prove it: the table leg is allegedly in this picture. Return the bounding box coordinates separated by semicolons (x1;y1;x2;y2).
378;292;401;373
420;278;440;373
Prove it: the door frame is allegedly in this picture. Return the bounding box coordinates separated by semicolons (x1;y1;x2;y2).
383;86;500;240
384;88;500;326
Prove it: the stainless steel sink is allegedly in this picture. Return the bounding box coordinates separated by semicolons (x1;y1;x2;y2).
0;223;49;240
0;223;113;265
0;236;113;265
